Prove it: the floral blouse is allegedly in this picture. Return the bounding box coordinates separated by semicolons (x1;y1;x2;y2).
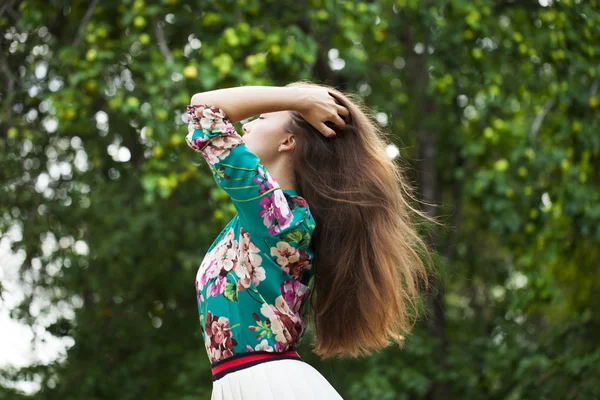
185;103;316;364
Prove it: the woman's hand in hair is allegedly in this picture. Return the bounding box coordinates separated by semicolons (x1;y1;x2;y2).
295;87;350;138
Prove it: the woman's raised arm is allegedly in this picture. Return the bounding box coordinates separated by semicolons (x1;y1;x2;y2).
191;85;349;138
190;86;303;124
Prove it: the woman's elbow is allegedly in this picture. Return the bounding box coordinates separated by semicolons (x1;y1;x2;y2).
190;93;205;105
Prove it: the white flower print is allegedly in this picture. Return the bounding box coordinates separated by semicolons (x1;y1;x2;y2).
201;133;244;165
196;228;239;293
194;104;230;131
273;190;292;219
185;104;244;165
236;227;266;290
254;339;273;352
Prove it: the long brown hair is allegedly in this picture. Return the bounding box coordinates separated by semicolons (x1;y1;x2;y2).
284;80;440;359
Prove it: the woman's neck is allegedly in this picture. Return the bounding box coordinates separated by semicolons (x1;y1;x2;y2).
263;159;297;192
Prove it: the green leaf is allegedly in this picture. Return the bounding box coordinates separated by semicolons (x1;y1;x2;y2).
223;280;238;302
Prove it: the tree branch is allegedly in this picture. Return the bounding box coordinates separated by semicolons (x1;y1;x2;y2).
590;79;598;97
72;0;100;48
530;99;555;139
0;0;15;19
153;17;174;64
0;42;16;126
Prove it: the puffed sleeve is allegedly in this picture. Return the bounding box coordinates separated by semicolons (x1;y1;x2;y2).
185;103;309;236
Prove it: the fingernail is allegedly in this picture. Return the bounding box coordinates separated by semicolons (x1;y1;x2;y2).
331;134;337;139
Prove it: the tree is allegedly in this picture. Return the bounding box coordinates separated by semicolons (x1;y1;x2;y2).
1;0;599;399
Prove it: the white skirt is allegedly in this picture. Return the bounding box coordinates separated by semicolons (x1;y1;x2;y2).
211;358;344;400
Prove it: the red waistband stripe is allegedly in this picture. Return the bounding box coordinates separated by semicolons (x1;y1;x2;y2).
211;350;304;381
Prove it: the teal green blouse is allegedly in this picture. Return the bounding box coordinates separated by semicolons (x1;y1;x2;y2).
186;103;316;364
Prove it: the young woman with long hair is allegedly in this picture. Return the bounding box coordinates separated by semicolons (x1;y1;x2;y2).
185;81;436;399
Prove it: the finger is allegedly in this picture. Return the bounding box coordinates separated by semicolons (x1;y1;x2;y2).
335;104;350;120
319;122;336;138
328;91;343;105
330;113;346;127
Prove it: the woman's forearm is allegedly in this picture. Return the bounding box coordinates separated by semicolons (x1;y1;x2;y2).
190;86;304;123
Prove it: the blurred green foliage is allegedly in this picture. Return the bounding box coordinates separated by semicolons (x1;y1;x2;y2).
1;0;599;399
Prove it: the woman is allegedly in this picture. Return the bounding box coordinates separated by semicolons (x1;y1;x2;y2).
185;81;435;399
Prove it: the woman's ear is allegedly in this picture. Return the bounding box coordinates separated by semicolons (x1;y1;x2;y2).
279;134;296;153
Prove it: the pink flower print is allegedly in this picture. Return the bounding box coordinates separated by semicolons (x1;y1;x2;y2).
195;228;239;293
236;261;266;291
235;267;250;291
236;228;266;290
260;297;305;349
250;265;266;287
195;280;203;304
210;319;228;345
280;280;311;314
272;190;293;229
204;311;237;362
218;246;238;273
222;227;236;244
291;196;308;209
259;193;294;235
273;189;289;212
259;194;276;226
193;137;208;149
215;229;238;271
185;123;211;152
255;181;274;195
270;242;312;280
207;275;227;298
200;259;219;288
265;171;278;189
274;342;286;352
255;166;277;194
196;255;217;292
202;134;244;165
185;104;244;162
288;249;312;281
270;241;300;272
194;104;230;131
253;166;294;234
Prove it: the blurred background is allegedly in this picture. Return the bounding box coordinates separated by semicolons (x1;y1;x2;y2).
1;0;599;399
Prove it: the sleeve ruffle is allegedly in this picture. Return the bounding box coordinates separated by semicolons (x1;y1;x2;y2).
185;104;239;153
